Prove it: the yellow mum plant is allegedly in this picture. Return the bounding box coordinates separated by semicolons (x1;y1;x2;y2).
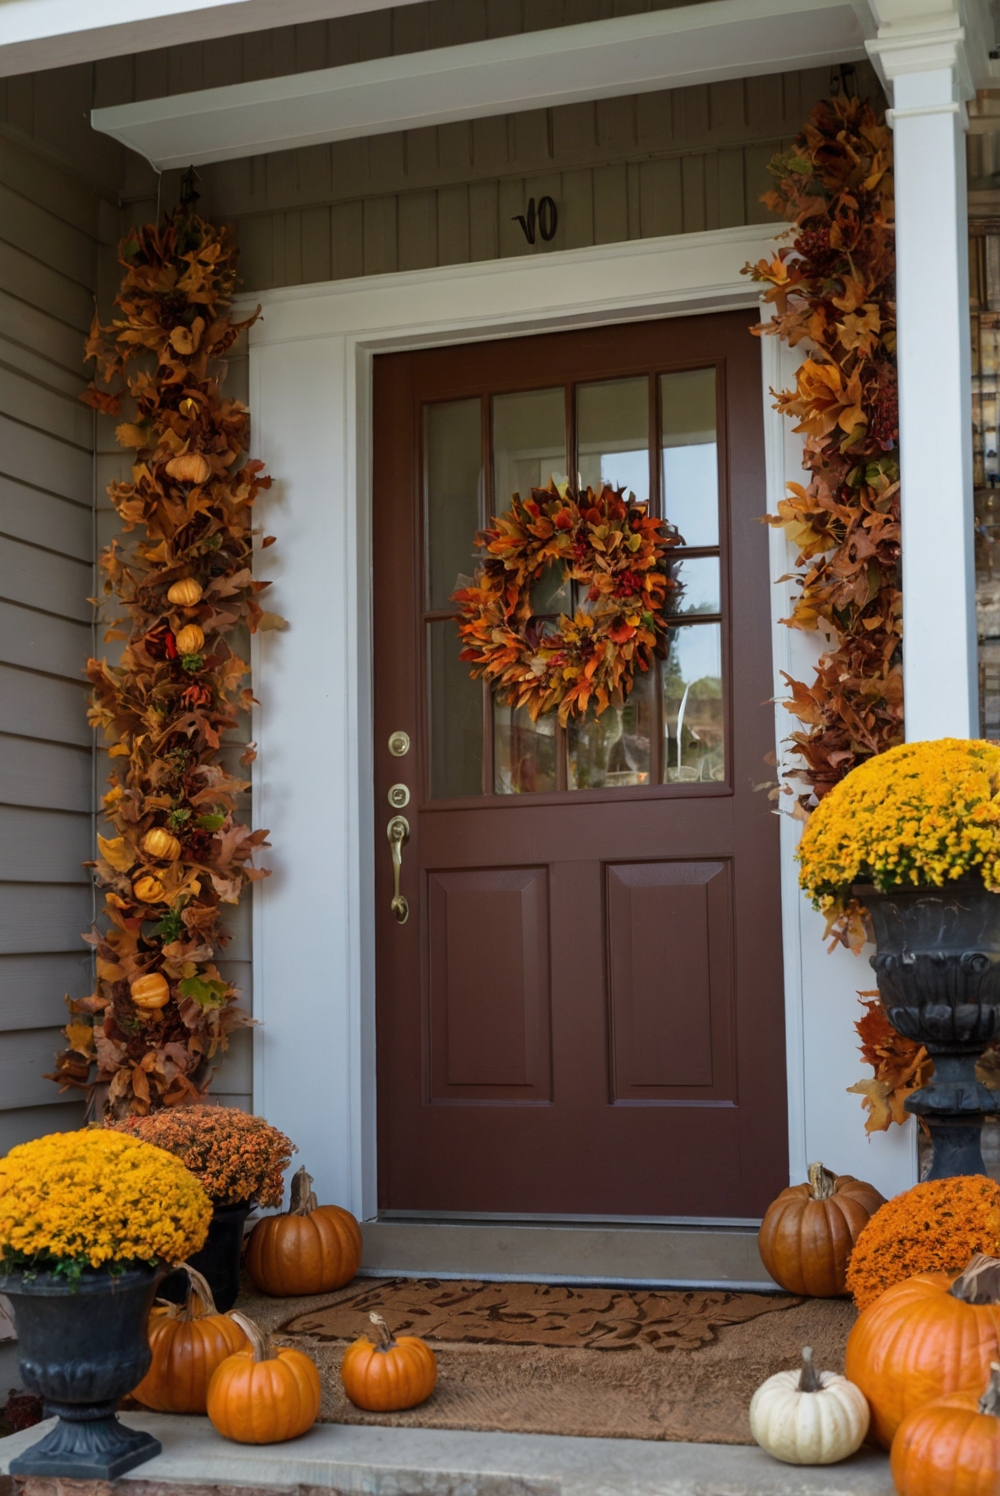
0;1130;211;1283
798;739;1000;946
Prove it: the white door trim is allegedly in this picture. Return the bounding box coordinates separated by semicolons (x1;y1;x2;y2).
243;223;914;1219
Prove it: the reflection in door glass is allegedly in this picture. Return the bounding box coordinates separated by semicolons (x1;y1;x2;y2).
494;702;556;794
660;368;718;548
567;667;652;789
429;620;483;798
425;398;483;611
577;377;649;503
662;623;724;783
667;556;721;616
493;388;567;508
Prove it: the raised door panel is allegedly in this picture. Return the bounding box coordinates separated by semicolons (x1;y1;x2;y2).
428;867;552;1101
607;860;734;1102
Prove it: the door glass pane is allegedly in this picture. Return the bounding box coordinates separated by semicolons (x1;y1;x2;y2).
577;377;649;502
662;623;724;783
428;620;483;798
493;388;567;508
494;702;556;794
425;398;482;611
567;668;653;789
669;556;721;616
660;368;718;547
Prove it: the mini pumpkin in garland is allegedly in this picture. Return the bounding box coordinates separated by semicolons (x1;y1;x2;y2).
245;1167;362;1296
341;1312;437;1411
891;1361;1000;1496
758;1162;885;1296
132;1265;248;1414
207;1312;321;1443
846;1253;1000;1448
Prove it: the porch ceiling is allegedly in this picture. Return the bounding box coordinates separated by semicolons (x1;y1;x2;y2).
90;0;872;172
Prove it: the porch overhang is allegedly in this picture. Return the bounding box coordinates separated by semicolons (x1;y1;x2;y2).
88;0;874;171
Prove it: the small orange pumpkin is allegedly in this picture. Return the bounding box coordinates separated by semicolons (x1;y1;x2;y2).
175;624;205;655
890;1361;1000;1496
846;1254;1000;1449
167;577;204;607
341;1312;437;1411
165;455;211;486
207;1312;321;1444
758;1162;885;1297
245;1167;362;1297
133;873;166;904
130;972;170;1011
132;1266;248;1414
142;827;182;862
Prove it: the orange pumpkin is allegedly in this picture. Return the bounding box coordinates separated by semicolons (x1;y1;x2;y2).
167;576;204;607
133;873;166;904
846;1253;1000;1449
245;1167;362;1297
890;1361;1000;1496
132;1266;248;1414
142;827;182;862
207;1312;321;1444
341;1312;437;1411
175;624;205;655
758;1162;885;1296
130;972;170;1011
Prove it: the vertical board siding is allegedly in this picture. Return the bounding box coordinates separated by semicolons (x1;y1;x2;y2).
0;132;104;1146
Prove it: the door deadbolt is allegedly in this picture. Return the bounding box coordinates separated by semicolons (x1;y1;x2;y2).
388;730;410;757
388;783;410;809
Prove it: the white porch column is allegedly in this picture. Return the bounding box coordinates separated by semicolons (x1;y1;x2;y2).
868;4;978;739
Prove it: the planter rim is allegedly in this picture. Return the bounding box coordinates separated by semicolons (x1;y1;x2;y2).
851;877;998;899
207;1197;255;1212
0;1261;162;1296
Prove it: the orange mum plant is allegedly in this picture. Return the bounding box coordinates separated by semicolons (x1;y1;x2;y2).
744;96;900;807
110;1106;294;1207
846;1177;1000;1311
51;204;280;1115
453;479;681;724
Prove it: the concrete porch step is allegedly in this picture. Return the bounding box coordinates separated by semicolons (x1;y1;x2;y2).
0;1413;893;1496
360;1218;777;1289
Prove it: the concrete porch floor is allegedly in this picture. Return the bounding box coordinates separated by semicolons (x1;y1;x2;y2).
0;1413;893;1495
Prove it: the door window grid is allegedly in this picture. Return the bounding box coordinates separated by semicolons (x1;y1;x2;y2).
424;368;725;799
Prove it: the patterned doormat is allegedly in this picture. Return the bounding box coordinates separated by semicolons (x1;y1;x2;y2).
237;1276;857;1445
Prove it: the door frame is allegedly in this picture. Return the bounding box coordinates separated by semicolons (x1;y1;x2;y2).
243;222;917;1223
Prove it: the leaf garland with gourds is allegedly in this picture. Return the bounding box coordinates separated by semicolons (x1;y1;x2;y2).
744;95;901;808
51;206;281;1115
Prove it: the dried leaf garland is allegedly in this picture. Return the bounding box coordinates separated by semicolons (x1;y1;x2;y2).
743;96;902;807
453;479;681;725
50;207;274;1116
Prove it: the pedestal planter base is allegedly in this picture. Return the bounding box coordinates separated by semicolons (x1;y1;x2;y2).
8;1402;161;1479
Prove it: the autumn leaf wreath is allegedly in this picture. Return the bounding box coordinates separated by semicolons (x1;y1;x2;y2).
453;479;683;724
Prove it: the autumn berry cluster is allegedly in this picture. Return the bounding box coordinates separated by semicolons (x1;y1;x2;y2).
0;1130;211;1281
745;96;901;804
110;1105;294;1208
453;480;681;724
846;1176;1000;1310
52;207;278;1115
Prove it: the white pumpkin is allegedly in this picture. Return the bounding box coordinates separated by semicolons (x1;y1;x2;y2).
749;1345;869;1465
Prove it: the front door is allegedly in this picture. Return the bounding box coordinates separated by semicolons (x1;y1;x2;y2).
372;310;785;1219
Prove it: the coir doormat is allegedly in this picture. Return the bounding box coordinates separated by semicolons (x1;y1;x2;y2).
239;1276;858;1445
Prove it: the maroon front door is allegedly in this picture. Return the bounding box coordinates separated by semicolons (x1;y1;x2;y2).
372;311;786;1219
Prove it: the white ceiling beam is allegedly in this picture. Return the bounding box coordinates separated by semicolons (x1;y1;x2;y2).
91;0;872;172
0;0;419;81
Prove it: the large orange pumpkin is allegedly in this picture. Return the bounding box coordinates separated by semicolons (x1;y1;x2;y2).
245;1167;362;1297
758;1162;885;1296
132;1266;248;1414
890;1361;1000;1496
206;1312;321;1444
341;1312;437;1411
845;1253;1000;1449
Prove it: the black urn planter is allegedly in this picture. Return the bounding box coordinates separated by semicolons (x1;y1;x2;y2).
158;1198;250;1312
0;1263;163;1479
858;878;1000;1179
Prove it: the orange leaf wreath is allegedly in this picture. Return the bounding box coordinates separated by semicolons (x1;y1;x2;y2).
50;204;275;1116
453;480;681;725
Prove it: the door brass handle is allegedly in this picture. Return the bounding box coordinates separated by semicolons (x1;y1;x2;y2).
387;815;410;924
